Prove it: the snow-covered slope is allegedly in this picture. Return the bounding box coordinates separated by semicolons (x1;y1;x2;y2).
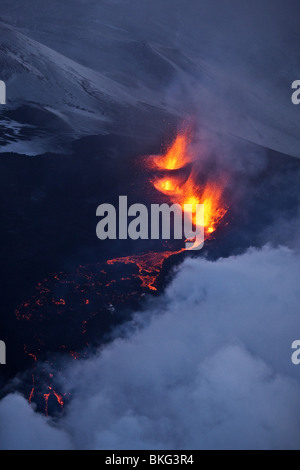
0;22;157;134
0;20;196;153
0;0;300;157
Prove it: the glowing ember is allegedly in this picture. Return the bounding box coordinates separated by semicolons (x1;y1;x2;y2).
70;351;80;360
24;345;37;362
53;299;66;306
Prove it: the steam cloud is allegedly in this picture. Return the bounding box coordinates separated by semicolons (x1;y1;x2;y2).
1;243;300;450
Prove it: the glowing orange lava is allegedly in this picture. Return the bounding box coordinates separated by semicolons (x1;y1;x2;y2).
151;130;228;236
151;132;192;170
107;250;184;291
44;387;64;416
28;374;35;404
107;127;228;290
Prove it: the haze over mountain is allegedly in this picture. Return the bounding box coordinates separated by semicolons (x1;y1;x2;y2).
0;0;300;156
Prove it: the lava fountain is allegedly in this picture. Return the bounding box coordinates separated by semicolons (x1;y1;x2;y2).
150;129;228;236
107;126;229;288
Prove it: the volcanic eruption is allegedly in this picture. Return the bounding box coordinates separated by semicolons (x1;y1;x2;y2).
12;124;230;415
108;126;229;283
149;128;228;235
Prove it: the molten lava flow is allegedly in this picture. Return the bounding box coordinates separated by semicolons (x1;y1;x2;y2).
44;387;64;416
28;374;35;404
107;250;185;291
